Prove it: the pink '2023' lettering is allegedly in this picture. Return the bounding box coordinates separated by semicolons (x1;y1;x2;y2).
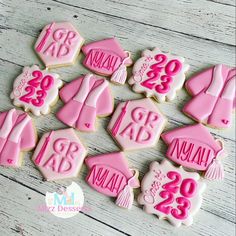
154;171;197;220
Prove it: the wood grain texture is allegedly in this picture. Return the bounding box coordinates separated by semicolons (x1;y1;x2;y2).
0;0;235;235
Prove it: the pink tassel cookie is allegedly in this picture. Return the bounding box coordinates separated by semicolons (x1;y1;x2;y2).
0;108;37;167
129;48;189;102
35;22;84;68
85;152;140;209
57;74;113;132
161;124;226;180
138;160;206;227
10;65;63;116
82;38;132;85
32;129;87;181
108;98;167;151
183;64;236;128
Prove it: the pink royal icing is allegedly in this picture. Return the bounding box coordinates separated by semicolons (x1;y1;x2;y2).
129;48;189;102
57;74;113;132
85;152;140;209
161;124;226;180
0;109;36;167
107;98;167;151
82;38;132;85
35;22;84;68
10;65;63;116
183;64;236;128
32;128;87;181
138;160;206;227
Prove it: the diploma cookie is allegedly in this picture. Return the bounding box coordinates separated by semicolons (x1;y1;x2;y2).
129;48;189;102
11;65;63;116
107;98;167;151
138;160;206;227
82;38;132;85
0;108;37;167
35;22;84;68
183;64;236;128
57;73;114;132
85;152;140;209
32;128;87;181
161;124;226;180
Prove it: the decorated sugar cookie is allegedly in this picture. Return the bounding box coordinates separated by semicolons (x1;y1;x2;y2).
138;160;206;227
0;108;36;167
85;152;140;209
57;74;113;132
161;124;226;180
107;98;167;151
11;65;63;116
183;64;236;128
35;22;84;68
129;48;189;102
32;128;87;181
82;38;132;85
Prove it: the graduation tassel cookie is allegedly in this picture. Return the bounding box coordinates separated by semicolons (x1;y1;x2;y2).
56;74;113;132
161;124;226;180
35;22;84;68
11;65;63;116
85;152;140;209
129;48;189;102
138;160;206;227
0;108;37;167
183;64;236;129
82;38;132;85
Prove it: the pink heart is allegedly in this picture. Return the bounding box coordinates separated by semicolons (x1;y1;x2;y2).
7;159;13;164
222;119;229;124
85;123;90;128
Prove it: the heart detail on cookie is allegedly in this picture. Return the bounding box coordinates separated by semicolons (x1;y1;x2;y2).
85;123;90;128
7;159;13;164
221;119;229;124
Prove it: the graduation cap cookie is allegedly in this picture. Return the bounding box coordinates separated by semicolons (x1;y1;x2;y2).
85;152;140;209
82;38;132;85
161;124;226;180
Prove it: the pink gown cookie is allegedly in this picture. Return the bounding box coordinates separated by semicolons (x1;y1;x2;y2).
161;124;226;180
0;108;36;167
57;74;113;132
35;22;84;68
107;98;167;151
138;160;206;227
82;38;132;85
32;128;87;181
85;152;140;209
11;65;63;116
183;64;236;128
129;48;189;102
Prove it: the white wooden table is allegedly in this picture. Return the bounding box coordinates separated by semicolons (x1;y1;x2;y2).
0;0;235;235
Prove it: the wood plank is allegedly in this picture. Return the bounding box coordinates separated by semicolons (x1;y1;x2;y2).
48;0;236;45
0;175;127;236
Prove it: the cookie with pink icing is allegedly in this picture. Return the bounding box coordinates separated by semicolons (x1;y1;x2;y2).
82;38;132;85
10;65;63;116
35;22;84;68
183;64;236;128
0;108;37;167
57;74;113;132
138;160;206;227
129;48;189;102
85;152;140;209
107;98;167;151
161;124;226;180
32;128;87;181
